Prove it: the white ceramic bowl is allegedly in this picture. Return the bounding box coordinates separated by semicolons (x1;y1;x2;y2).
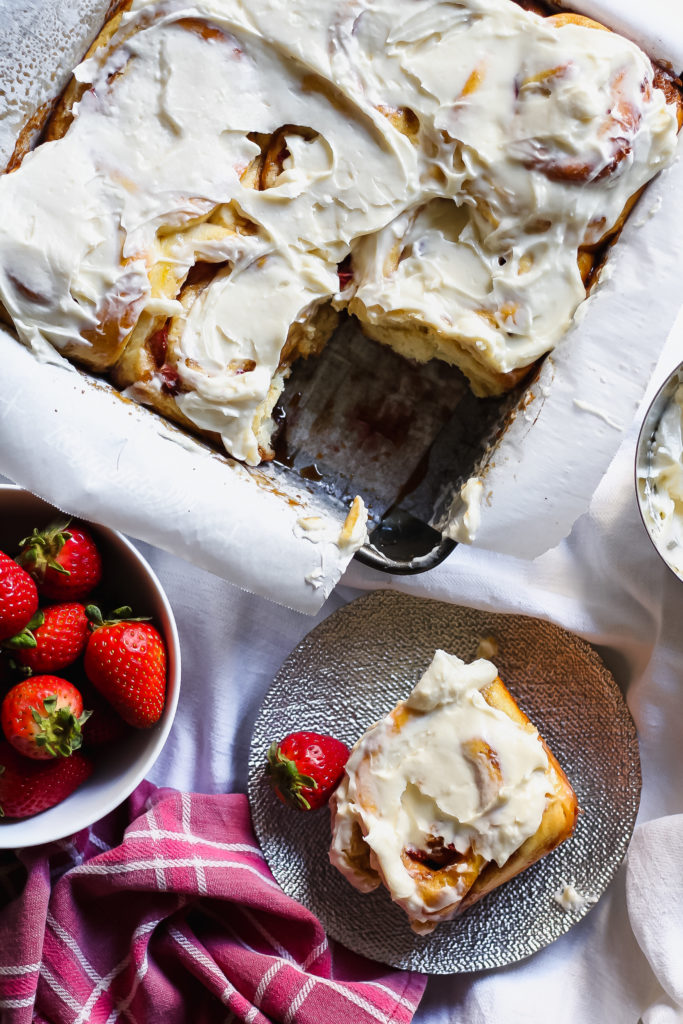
0;485;180;847
635;362;683;584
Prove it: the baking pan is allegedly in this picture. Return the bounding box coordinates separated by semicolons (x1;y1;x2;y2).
1;0;683;605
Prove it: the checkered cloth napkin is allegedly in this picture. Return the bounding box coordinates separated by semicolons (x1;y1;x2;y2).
0;783;426;1023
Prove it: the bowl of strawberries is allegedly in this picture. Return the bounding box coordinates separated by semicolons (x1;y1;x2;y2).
0;485;180;847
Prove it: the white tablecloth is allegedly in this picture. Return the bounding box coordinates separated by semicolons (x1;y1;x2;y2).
5;318;683;1022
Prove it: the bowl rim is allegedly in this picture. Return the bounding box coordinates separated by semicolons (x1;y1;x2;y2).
0;483;181;848
634;360;683;585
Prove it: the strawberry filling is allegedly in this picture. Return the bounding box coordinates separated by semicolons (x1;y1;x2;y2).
335;253;352;290
148;321;170;368
406;838;463;871
337;255;353;290
159;363;181;396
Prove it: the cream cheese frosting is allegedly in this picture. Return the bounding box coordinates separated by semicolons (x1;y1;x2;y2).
329;650;552;929
553;882;596;912
0;0;679;463
645;377;683;576
445;476;484;543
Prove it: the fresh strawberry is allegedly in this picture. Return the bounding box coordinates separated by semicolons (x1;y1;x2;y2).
0;741;92;818
82;705;131;747
1;676;90;759
0;552;39;643
79;685;132;747
56;660;130;747
84;607;167;728
9;603;89;675
266;731;349;811
17;520;102;601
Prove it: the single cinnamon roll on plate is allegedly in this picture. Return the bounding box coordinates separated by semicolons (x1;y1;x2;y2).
330;650;578;933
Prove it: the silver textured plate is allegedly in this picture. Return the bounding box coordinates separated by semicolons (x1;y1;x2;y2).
248;591;641;973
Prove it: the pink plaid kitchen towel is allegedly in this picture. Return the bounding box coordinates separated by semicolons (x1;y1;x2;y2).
0;782;426;1024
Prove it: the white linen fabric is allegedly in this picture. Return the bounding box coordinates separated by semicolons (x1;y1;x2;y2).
0;2;680;1015
4;321;683;1021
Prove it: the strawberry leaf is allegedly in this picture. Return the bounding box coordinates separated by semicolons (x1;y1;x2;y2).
28;696;92;758
25;612;45;631
85;604;104;627
47;559;70;576
2;609;43;650
17;520;73;579
86;604;150;627
8;658;33;679
4;628;38;651
265;742;318;811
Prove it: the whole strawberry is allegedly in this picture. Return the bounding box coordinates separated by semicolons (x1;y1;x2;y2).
82;701;132;747
266;731;349;811
84;607;167;728
79;683;132;747
1;676;90;759
0;741;92;818
0;551;39;643
9;603;89;675
17;520;102;602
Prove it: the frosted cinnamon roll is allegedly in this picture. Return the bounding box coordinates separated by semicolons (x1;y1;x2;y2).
343;6;681;395
113;248;339;462
329;651;578;933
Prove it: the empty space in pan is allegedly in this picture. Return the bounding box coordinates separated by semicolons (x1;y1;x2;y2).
272;315;528;571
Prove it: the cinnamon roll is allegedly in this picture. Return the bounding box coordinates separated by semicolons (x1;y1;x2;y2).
329;651;578;933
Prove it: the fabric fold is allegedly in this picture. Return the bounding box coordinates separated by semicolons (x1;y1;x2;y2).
626;814;683;1012
0;782;426;1024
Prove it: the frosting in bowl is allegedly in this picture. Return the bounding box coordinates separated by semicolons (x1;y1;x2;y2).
643;375;683;577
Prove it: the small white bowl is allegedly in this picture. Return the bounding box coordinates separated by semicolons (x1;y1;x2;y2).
0;484;180;847
635;362;683;584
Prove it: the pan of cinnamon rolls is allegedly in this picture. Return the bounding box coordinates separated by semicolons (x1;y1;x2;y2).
0;0;680;471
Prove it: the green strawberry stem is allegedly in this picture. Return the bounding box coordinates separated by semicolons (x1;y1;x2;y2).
85;605;151;629
7;659;32;679
265;742;318;811
30;694;92;758
2;610;45;651
17;520;73;578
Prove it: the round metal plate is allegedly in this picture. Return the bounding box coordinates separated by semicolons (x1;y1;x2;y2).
248;590;641;973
